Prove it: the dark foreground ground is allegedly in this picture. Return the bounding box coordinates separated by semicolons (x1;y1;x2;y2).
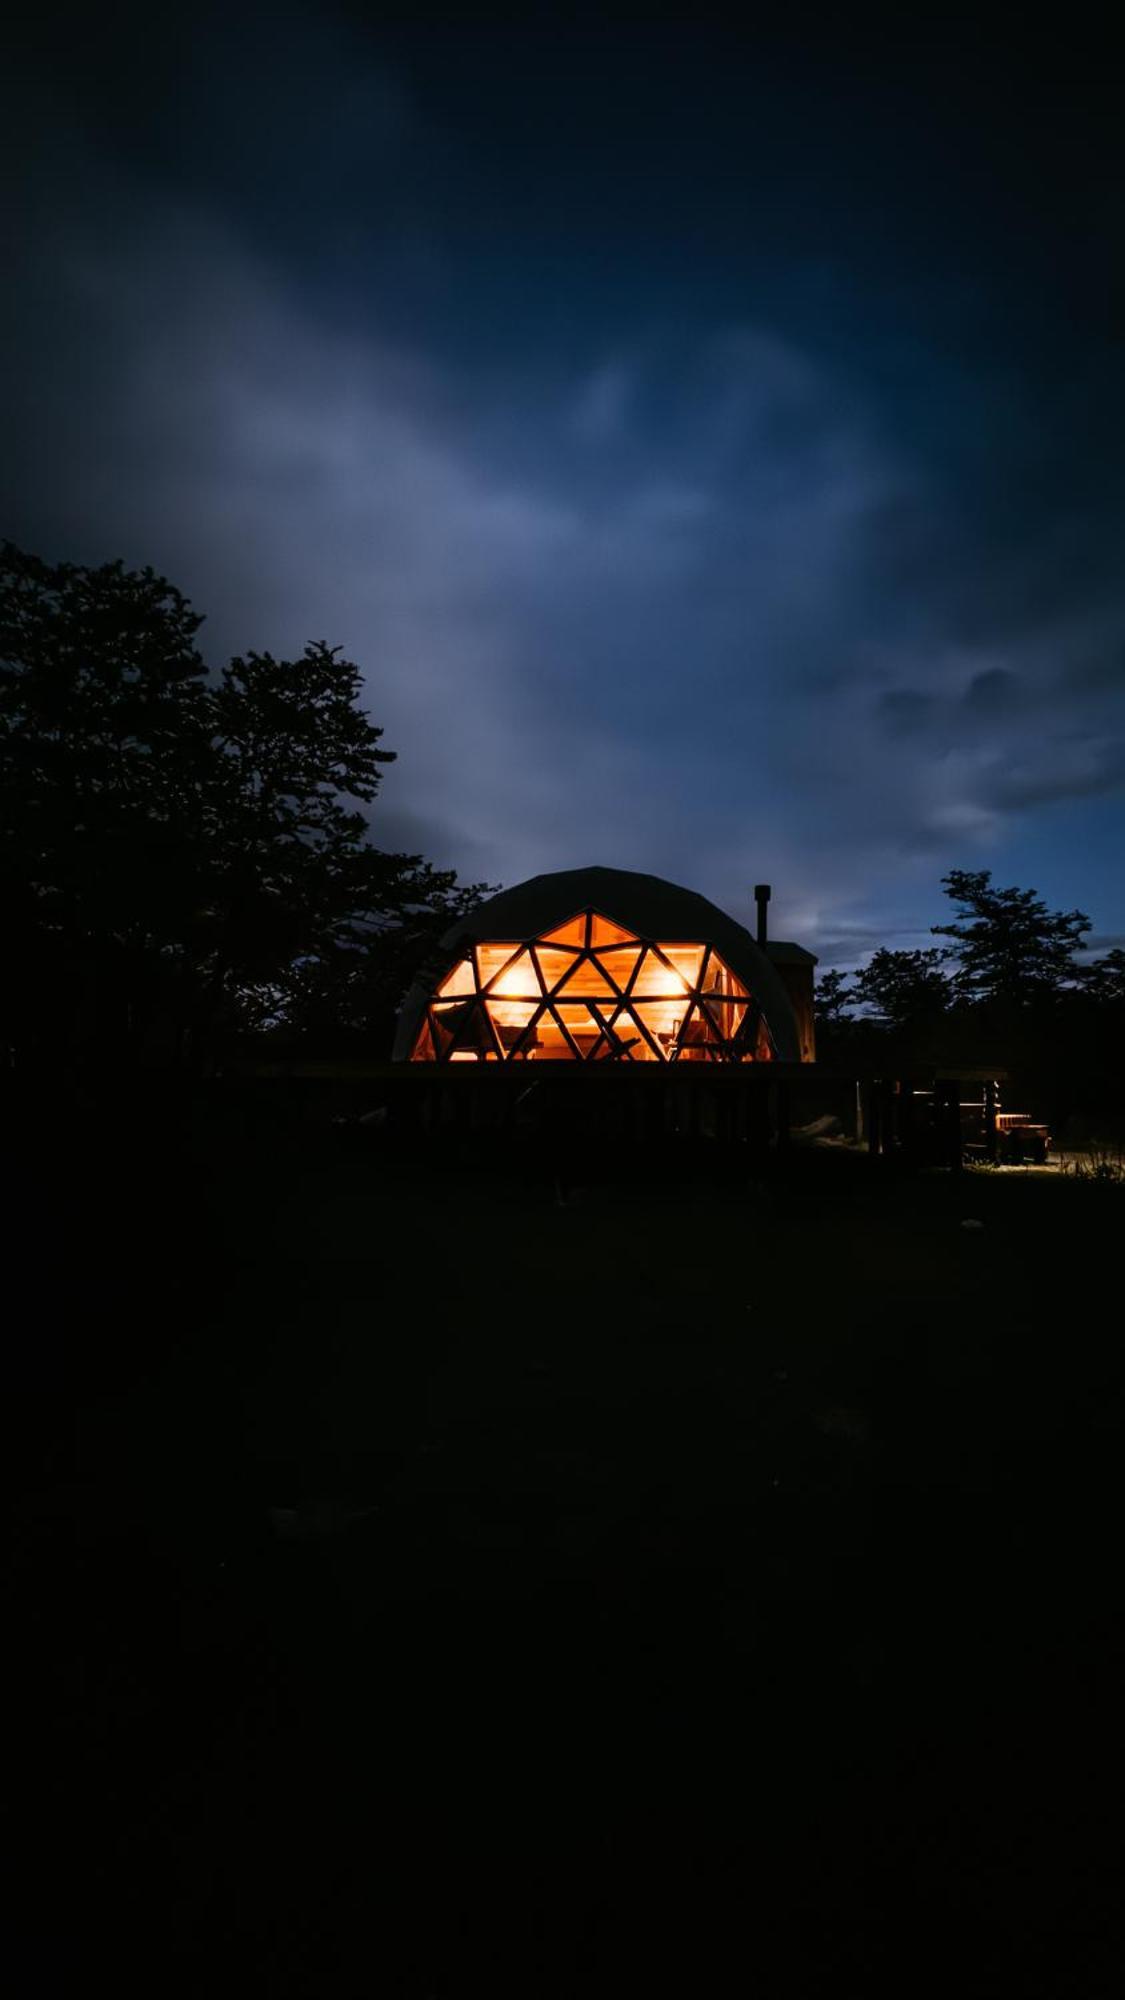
10;1090;1125;1996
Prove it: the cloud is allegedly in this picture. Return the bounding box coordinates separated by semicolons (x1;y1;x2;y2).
1;152;911;905
990;739;1125;812
877;690;939;737
963;667;1018;715
3;3;1124;968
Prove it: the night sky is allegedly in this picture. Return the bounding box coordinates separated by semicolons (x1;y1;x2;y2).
6;3;1123;966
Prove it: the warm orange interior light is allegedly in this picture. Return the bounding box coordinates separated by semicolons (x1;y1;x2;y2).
493;959;534;997
414;915;769;1064
541;914;588;948
437;957;475;997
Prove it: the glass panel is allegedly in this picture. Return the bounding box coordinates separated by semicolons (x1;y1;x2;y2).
540;913;588;948
676;1002;722;1061
479;947;540;996
534;1008;578;1059
411;1020;435;1060
659;944;706;988
555;1002;606;1058
702;997;749;1040
629;999;686;1055
483;999;538;1029
589;912;637;946
630;948;693;997
593;944;643;991
484;999;540;1053
476;941;525;986
533;946;579;991
730;1008;773;1062
591;1005;646;1059
429;1009;459;1053
556;957;617;997
432;997;494;1053
436;956;475;997
699;949;749;1000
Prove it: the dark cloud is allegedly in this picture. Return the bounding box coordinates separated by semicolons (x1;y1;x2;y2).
964;669;1019;716
877;691;940;739
991;740;1125;814
3;2;1124;968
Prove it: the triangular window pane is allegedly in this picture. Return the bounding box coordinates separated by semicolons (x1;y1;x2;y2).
436;957;475;997
702;997;749;1039
630;948;692;998
629;999;688;1057
729;1003;772;1061
700;949;749;1000
429;1001;465;1052
556;958;617;997
476;941;524;985
588;1004;644;1060
531;1008;576;1059
479;947;539;996
541;913;588;948
590;912;636;947
592;944;642;991
432;996;495;1054
554;1002;611;1059
659;944;706;988
554;1002;601;1030
484;999;540;1055
676;1002;722;1058
411;1020;435;1060
483;1000;539;1029
534;946;579;990
606;1004;660;1059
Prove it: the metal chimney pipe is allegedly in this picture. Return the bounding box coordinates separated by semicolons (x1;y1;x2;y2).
754;883;771;948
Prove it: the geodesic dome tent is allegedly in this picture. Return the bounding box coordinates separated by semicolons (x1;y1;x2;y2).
393;867;808;1066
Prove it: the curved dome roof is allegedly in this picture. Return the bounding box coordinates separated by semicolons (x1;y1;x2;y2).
393;865;801;1061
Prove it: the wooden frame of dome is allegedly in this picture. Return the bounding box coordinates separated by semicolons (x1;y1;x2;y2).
411;908;776;1064
394;867;811;1067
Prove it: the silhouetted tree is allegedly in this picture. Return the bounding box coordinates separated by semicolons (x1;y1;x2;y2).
0;542;489;1076
813;968;855;1030
850;947;950;1030
1081;947;1125;1006
811;874;1120;1134
0;542;210;1069
189;641;486;1049
932;868;1090;1005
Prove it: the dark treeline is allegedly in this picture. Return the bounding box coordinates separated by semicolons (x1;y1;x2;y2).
816;874;1125;1138
0;542;491;1087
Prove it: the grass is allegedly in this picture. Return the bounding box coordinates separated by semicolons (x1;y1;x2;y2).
1059;1140;1125;1185
12;1094;1125;1995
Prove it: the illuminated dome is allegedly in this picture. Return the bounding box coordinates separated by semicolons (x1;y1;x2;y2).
393;866;805;1065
